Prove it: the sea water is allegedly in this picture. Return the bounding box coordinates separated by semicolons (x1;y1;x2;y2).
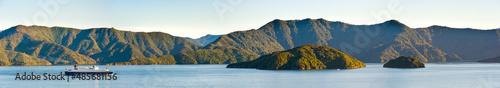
1;63;499;88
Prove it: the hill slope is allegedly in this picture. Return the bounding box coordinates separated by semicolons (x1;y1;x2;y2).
383;56;425;68
106;55;176;65
0;25;201;65
186;34;221;46
1;19;498;65
207;19;492;63
415;26;500;61
0;49;52;66
478;56;500;63
174;46;259;64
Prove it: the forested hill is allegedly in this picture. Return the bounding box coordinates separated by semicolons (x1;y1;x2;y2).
0;25;201;65
204;18;500;63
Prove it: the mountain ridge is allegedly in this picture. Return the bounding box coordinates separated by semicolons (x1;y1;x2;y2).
203;18;499;63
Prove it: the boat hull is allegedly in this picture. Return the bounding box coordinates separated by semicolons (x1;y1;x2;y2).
65;71;113;75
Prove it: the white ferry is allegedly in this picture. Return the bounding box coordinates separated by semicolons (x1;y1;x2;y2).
65;65;113;75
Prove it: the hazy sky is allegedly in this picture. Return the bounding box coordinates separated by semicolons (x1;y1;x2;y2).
0;0;499;38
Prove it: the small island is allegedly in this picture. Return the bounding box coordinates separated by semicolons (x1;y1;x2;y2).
226;44;366;70
478;56;500;63
383;56;425;68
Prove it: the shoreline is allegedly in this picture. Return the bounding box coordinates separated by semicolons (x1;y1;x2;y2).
1;61;497;67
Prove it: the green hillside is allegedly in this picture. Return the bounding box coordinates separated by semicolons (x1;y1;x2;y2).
227;44;366;70
0;25;201;65
106;55;176;65
478;56;500;63
186;34;221;46
204;29;284;55
0;49;52;66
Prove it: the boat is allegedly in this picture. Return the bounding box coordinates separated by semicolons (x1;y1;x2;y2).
65;65;113;75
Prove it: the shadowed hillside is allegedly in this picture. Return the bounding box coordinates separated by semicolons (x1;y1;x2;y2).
415;26;500;61
478;55;500;63
204;18;499;63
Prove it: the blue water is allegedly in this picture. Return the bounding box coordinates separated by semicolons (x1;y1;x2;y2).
1;63;499;88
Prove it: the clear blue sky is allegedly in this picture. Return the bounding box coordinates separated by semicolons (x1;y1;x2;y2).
0;0;499;38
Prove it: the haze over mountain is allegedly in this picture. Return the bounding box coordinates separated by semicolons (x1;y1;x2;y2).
0;25;201;65
186;34;222;46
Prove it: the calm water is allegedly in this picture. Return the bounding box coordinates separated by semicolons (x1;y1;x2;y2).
1;63;499;88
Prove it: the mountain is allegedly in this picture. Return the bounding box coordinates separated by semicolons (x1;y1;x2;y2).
383;56;425;68
2;19;498;66
414;26;500;61
186;34;221;46
226;44;366;70
0;25;201;66
205;18;500;63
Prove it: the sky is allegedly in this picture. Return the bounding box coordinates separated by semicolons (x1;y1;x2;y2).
0;0;499;38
